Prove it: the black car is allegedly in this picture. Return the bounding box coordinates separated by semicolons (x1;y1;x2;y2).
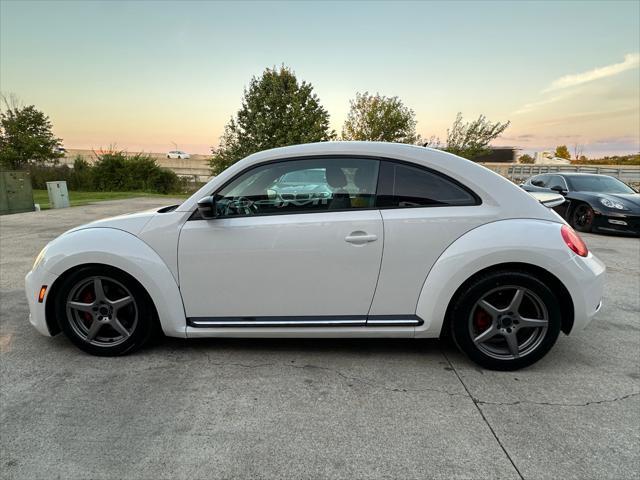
521;173;640;236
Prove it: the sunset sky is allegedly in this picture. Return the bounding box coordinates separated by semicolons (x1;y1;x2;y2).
1;0;639;157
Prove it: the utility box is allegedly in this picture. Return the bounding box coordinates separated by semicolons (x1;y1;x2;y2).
0;171;35;215
46;181;70;209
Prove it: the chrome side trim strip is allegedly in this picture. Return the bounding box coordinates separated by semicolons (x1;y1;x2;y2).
187;315;423;328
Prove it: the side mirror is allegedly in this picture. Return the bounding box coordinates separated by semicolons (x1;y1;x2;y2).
550;185;567;195
197;195;217;219
531;180;544;187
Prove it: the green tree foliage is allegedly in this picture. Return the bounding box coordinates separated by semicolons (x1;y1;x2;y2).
0;96;63;170
438;113;511;160
28;150;183;194
341;92;419;144
518;153;535;164
210;66;335;175
554;145;571;160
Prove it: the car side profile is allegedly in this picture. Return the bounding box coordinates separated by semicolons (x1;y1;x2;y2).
521;173;640;236
166;150;191;159
25;142;605;370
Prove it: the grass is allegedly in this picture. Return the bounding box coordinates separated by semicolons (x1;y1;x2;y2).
33;190;189;210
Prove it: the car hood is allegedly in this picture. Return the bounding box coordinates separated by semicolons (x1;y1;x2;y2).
64;208;160;237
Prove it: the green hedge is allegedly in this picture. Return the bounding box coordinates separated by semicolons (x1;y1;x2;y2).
28;152;184;194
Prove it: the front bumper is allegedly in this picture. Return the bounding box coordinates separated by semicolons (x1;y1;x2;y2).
25;268;59;337
593;211;640;236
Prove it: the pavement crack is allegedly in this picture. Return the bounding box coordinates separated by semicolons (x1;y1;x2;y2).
442;349;525;480
201;355;465;397
474;391;640;408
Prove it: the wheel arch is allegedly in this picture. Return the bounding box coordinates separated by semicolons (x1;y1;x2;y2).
440;262;574;338
45;263;161;336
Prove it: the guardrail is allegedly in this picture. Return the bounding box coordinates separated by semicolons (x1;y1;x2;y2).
480;163;640;184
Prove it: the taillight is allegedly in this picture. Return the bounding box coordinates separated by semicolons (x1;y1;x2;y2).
561;225;588;257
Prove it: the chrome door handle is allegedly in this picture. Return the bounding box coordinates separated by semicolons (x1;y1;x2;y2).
345;231;378;244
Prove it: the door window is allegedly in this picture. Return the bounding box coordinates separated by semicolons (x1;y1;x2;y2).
376;161;478;207
531;175;550;187
214;158;379;217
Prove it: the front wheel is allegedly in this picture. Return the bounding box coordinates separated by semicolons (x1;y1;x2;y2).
571;203;594;233
450;271;561;370
55;266;155;356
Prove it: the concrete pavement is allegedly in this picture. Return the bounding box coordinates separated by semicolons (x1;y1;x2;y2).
1;198;638;479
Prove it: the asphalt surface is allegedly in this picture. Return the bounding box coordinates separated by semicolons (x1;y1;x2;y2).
1;198;639;480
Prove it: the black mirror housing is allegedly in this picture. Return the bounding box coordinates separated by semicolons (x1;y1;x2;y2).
550;185;567;195
197;195;217;219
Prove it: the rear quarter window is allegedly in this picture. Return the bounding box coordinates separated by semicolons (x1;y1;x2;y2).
376;161;479;208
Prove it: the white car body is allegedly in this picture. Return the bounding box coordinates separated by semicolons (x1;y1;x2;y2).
167;150;190;159
25;142;605;357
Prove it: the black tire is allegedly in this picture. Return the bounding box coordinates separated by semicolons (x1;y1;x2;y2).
54;266;155;356
571;203;594;233
450;270;562;371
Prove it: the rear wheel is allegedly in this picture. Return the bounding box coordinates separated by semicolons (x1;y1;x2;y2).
571;203;594;233
450;271;561;370
55;266;155;356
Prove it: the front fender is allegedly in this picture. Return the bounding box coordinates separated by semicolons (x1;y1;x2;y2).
40;228;187;337
414;219;591;338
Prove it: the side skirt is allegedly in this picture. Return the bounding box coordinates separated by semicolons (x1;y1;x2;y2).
187;315;423;328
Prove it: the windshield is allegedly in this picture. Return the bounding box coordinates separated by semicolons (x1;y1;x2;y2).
567;175;635;194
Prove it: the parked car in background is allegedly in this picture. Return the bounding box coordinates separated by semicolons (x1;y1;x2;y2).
521;173;640;236
167;150;191;159
25;142;605;371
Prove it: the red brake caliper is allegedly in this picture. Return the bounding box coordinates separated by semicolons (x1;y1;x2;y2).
474;308;492;332
81;288;95;324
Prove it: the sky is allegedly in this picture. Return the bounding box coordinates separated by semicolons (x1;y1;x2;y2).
1;0;639;157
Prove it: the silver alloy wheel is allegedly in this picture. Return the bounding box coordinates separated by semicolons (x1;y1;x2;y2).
468;285;549;360
65;276;138;347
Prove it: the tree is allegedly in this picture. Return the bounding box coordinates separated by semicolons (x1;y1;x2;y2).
437;113;510;160
210;66;334;175
554;145;571;160
519;153;535;164
0;95;63;170
341;92;419;144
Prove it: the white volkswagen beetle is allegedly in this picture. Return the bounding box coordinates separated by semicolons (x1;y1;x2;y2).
25;142;605;370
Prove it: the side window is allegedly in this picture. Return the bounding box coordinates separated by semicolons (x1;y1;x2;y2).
376;161;478;208
531;174;550;187
214;158;379;217
548;175;567;190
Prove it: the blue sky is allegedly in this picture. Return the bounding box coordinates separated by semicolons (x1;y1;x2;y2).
1;0;639;156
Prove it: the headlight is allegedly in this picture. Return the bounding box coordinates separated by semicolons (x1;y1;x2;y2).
32;246;48;270
599;198;626;210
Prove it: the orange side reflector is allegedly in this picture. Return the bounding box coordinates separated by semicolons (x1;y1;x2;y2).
38;286;47;303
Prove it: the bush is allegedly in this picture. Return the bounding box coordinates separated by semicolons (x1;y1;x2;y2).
27;151;183;194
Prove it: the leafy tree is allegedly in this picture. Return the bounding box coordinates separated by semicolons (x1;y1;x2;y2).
341;92;419;144
437;113;510;160
554;145;571;160
210;66;335;175
0;96;63;170
519;153;535;164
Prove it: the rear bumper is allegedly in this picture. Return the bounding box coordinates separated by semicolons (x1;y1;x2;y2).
562;251;606;332
25;268;59;337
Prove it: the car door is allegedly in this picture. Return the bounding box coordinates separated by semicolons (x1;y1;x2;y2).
178;156;384;325
369;160;495;317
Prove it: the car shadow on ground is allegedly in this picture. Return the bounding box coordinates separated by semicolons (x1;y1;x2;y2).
153;335;453;358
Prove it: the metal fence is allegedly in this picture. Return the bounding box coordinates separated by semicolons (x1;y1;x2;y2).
480;163;640;185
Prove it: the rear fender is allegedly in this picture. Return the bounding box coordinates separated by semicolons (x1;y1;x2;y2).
415;219;576;338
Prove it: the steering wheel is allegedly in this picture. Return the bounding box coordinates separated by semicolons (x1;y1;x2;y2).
232;196;259;216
